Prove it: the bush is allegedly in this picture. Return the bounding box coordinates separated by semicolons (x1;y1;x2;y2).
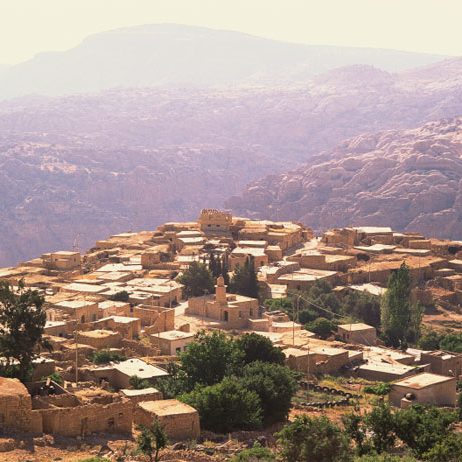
241;361;297;425
180;377;262;433
129;375;152;390
363;383;391;396
91;349;126;364
231;442;275;461
178;261;214;298
179;330;243;387
393;404;458;458
42;372;64;385
109;290;129;302
236;333;285;365
277;415;352;462
354;455;417;462
305;317;336;339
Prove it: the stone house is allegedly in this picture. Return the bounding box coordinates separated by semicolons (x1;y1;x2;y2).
389;373;457;408
199;209;232;233
53;299;99;324
42;251;81;271
135;399;200;441
92;358;169;390
420;350;462;377
150;330;196;355
93;315;141;340
76;329;122;349
337;323;377;346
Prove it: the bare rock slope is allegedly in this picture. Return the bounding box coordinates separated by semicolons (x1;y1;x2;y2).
227;118;462;240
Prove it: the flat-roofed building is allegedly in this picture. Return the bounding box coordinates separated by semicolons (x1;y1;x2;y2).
357;362;419;382
53;299;99;324
337;323;377;346
389;373;457;408
420;350;462;377
135;399;200;441
42;251;81;271
150;330;195;355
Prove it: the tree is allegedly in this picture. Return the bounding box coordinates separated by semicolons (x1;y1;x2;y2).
180;377;262;433
179;330;243;387
129;375;152;390
231;442;275;461
342;291;381;328
109;290;129;302
342;412;370;456
229;256;259;298
178;261;214;298
0;280;52;382
393;404;458;458
236;333;285;365
380;263;422;348
277;415;352;462
241;361;297;425
423;432;462;462
91;349;126;364
418;329;442;350
354;455;417;462
363;403;396;454
136;419;168;462
305;317;335;339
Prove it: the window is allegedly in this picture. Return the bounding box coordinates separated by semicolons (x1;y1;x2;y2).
176;347;182;354
107;418;115;429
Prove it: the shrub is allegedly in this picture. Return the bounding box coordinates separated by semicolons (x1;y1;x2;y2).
231;442;275;461
236;333;285;365
129;375;152;390
277;415;352;462
305;317;336;339
109;290;129;302
179;330;243;387
91;349;126;364
241;361;297;425
180;377;262;433
363;383;391;396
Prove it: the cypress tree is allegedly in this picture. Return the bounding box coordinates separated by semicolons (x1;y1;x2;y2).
381;262;422;348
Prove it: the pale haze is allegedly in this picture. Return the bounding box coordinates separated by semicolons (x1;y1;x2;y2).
1;0;462;65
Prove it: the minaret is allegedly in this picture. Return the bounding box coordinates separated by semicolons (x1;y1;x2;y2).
215;275;227;305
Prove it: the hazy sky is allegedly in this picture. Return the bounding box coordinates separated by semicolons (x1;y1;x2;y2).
1;0;461;65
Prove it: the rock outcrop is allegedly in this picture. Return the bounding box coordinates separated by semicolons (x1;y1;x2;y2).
227;118;462;240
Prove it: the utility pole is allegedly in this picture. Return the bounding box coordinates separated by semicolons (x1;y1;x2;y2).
74;329;78;386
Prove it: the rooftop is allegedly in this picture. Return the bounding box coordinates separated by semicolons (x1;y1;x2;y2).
138;399;197;416
338;323;375;332
155;330;195;341
113;359;169;379
393;372;455;389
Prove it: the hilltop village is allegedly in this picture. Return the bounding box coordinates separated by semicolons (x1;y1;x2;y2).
2;209;462;459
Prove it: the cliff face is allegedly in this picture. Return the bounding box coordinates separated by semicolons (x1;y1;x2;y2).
1;58;462;265
227;118;462;239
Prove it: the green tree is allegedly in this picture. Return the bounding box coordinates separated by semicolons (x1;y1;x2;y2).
0;280;52;382
229;256;259;298
423;432;462;462
136;419;168;462
342;412;370;456
231;442;275;461
241;361;297;425
179;330;243;387
439;332;462;353
380;263;422;348
180;377;262;433
178;261;214;298
354;455;417;462
305;317;335;339
277;415;352;462
109;290;129;302
236;333;285;365
129;375;152;390
91;349;126;364
363;403;396;454
418;329;442;350
342;291;381;328
393;405;457;458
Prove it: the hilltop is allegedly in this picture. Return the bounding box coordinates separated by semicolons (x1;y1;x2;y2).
0;24;445;99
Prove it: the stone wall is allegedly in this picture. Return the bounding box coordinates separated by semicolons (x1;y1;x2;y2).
39;399;132;436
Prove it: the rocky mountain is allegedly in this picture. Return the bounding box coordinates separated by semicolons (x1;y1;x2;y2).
227;117;462;240
1;57;462;266
0;24;446;99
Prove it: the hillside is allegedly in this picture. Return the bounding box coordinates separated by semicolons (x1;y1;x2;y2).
1;57;462;265
227;117;462;239
0;24;446;99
